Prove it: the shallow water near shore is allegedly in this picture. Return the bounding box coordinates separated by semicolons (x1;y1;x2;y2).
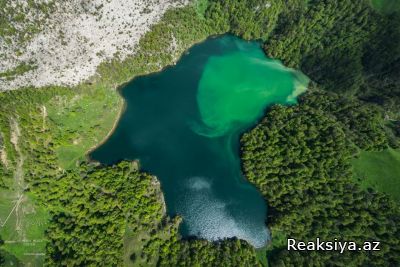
90;35;308;247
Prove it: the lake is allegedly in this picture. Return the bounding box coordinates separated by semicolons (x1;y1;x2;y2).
90;35;308;247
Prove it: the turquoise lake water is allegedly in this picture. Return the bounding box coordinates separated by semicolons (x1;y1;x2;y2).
90;35;308;247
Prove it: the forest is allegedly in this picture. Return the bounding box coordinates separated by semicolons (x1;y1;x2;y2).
0;0;399;266
241;90;400;266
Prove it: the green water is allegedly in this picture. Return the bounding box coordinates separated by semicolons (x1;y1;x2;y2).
91;35;308;247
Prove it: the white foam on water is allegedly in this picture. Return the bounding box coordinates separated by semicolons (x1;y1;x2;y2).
180;176;269;248
188;176;212;190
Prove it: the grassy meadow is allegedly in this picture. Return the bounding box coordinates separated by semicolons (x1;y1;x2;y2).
371;0;400;14
352;148;400;202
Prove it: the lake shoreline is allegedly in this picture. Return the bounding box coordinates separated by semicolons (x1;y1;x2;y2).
85;31;267;161
85;90;126;159
84;34;221;161
88;35;309;247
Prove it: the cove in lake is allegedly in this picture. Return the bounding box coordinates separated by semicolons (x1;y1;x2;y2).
90;35;309;247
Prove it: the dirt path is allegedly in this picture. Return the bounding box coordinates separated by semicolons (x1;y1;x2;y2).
0;195;23;228
10;117;24;191
41;105;47;131
10;117;27;240
0;148;9;168
0;131;9;168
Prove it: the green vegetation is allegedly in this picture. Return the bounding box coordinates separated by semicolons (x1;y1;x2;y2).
196;0;209;16
371;0;400;14
48;85;122;169
206;0;289;40
255;246;268;267
352;148;400;202
300;90;390;150
262;0;400;116
1;0;400;266
43;161;167;265
0;0;55;45
0;235;4;265
0;190;49;266
158;237;261;266
205;0;400;118
0;62;37;81
0;3;257;266
265;0;374;94
241;92;400;266
204;2;400;264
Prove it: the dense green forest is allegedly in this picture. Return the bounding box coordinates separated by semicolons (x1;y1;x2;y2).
41;161;260;266
1;0;400;266
241;91;400;266
264;0;400;114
